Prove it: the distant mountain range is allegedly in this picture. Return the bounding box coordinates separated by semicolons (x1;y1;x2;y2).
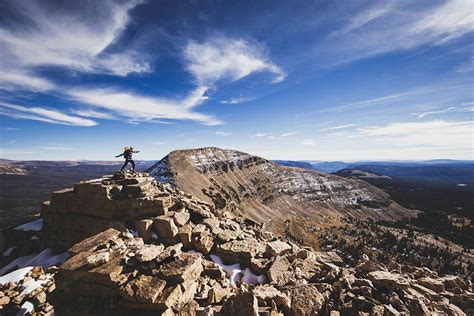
274;159;474;186
274;159;474;173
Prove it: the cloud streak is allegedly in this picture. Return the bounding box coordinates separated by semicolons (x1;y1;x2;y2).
0;103;97;126
0;0;148;93
68;87;221;125
326;0;474;65
325;120;473;151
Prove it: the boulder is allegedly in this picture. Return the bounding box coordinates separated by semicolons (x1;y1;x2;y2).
253;285;290;310
154;214;179;238
216;238;265;265
267;256;292;286
135;219;154;241
288;285;325;316
418;277;445;293
439;275;468;291
266;240;292;257
367;271;409;290
195;231;215;254
86;251;110;268
121;275;167;304
220;291;259;316
135;244;164;262
173;211;191;227
158;253;203;283
178;225;193;248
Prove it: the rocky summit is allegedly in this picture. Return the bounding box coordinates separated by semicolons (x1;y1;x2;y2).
0;169;472;315
147;147;415;232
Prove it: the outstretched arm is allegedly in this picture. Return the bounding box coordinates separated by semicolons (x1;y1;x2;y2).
115;153;124;158
133;150;140;153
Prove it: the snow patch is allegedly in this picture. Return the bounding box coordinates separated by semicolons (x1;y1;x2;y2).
0;249;69;276
210;254;267;286
18;301;34;316
0;267;32;285
187;149;254;173
14;219;43;232
21;277;50;295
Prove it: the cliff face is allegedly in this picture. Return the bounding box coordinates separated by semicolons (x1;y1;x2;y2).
148;147;416;232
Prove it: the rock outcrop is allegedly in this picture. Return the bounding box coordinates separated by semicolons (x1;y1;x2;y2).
147;147;416;233
1;171;471;315
41;171;175;250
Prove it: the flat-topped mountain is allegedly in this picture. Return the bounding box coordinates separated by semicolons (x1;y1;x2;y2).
147;147;416;232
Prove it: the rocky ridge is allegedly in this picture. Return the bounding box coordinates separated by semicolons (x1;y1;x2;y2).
147;147;415;232
0;171;471;315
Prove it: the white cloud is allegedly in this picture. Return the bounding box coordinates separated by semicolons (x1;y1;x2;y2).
411;0;474;44
34;146;76;151
327;0;474;65
221;97;256;104
322;80;473;112
152;141;167;146
410;106;474;119
68;86;221;125
0;103;97;126
2;127;20;131
319;124;357;131
333;2;394;36
281;132;296;137
0;0;147;91
215;131;230;136
356;120;473;149
184;37;285;85
72;109;118;120
251;133;267;137
302;139;316;146
0;71;55;92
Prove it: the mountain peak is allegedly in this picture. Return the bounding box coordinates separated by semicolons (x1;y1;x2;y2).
147;147;416;233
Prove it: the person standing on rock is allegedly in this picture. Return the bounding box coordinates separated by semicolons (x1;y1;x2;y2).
116;146;140;172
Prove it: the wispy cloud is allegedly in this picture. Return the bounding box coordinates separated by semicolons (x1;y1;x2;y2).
0;103;97;126
184;37;285;85
326;0;474;65
34;146;76;151
0;0;148;91
251;133;267;137
322;80;473;112
302;139;316;146
333;2;394;36
412;107;456;119
215;131;230;136
319;124;357;131
152;141;167;146
1;127;20;131
220;97;256;104
356;120;472;149
68;86;221;125
72;109;118;120
280;132;296;137
0;71;55;92
411;0;474;45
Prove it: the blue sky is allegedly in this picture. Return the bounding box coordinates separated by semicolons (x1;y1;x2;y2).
0;0;473;161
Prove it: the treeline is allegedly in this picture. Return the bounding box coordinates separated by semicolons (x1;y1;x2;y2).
380;212;474;249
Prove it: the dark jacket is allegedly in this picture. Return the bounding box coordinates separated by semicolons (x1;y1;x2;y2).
116;149;139;160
